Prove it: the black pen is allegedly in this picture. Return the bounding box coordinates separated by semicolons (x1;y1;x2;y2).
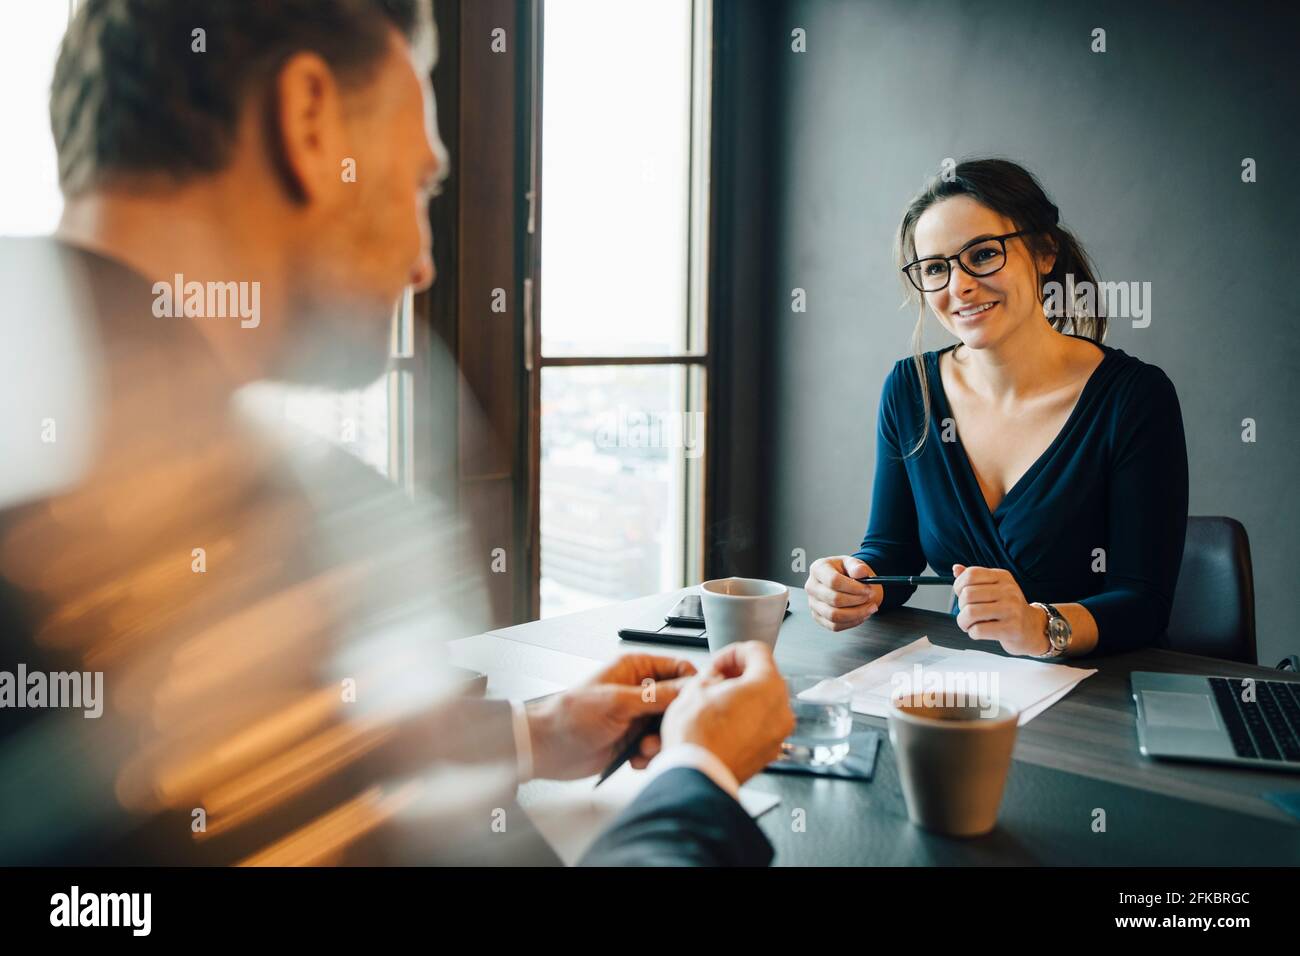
594;716;662;788
860;575;955;586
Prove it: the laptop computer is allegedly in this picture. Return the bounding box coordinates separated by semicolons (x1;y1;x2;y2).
1131;671;1300;771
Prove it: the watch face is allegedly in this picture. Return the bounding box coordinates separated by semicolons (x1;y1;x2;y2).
1048;616;1069;651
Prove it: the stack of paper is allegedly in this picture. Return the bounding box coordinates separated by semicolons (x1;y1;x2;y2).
518;767;780;866
837;637;1096;725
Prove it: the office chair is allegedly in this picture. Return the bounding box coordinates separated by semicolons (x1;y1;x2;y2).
1162;516;1257;664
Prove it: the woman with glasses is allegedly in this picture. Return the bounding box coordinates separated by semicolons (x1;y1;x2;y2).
805;158;1188;659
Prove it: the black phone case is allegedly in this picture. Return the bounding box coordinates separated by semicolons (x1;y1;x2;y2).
617;625;708;648
665;594;704;626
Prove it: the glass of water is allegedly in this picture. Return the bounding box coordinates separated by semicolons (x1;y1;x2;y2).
781;675;854;767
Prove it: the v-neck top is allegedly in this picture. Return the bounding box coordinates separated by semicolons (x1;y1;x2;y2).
851;335;1189;655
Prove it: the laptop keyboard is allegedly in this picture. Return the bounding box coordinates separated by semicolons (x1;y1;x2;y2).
1209;677;1300;762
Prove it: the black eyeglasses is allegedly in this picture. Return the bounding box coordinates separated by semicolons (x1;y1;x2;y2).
900;230;1033;293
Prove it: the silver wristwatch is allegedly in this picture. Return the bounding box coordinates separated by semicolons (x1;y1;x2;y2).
1031;602;1071;658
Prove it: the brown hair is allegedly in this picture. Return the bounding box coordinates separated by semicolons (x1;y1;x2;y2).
51;0;431;197
895;158;1107;456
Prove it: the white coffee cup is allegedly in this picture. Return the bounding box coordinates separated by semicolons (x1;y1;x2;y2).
699;578;789;653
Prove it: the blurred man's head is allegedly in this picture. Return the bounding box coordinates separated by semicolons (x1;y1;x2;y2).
50;0;444;387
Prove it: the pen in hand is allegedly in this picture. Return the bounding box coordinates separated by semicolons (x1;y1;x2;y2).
594;715;662;788
860;575;955;586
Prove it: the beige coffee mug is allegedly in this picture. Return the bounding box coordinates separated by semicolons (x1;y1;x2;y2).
887;695;1019;837
699;578;788;653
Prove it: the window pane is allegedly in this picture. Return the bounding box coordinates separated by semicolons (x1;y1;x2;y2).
237;375;391;480
540;0;693;356
0;3;69;235
540;365;704;617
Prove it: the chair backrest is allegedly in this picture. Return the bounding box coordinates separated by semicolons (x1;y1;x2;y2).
1163;516;1256;663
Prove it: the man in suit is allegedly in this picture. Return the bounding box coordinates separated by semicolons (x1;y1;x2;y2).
0;0;792;866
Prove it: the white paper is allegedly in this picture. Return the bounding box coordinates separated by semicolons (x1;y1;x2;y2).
838;636;1095;726
518;765;780;866
448;633;605;699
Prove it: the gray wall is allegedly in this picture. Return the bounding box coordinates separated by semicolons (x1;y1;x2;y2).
734;0;1298;664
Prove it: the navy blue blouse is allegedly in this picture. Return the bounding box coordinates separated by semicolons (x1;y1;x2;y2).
852;335;1189;655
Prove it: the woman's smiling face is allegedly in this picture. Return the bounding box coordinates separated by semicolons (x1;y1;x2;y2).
912;195;1053;351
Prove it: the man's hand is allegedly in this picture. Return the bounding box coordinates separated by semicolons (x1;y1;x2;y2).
951;563;1049;657
525;654;696;780
806;555;883;632
659;641;795;785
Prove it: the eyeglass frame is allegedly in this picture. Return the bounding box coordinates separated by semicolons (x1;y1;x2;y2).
900;230;1036;293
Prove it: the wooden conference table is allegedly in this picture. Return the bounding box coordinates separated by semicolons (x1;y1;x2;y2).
450;587;1300;865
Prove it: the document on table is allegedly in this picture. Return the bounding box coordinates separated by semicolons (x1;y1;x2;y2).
448;633;605;701
518;767;780;867
838;637;1096;725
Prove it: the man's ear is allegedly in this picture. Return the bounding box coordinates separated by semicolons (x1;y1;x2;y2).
270;52;348;205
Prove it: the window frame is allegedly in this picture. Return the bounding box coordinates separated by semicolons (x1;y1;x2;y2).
525;0;714;619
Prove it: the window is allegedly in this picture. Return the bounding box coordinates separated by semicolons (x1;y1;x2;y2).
537;0;712;616
238;288;417;492
0;2;72;236
237;375;395;479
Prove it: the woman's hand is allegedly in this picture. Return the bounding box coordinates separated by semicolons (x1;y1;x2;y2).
806;555;884;632
951;563;1049;656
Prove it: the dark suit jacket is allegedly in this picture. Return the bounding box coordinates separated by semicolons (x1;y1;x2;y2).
580;766;773;866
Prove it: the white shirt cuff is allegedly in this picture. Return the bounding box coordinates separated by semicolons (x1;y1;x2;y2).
646;743;741;801
509;700;534;784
